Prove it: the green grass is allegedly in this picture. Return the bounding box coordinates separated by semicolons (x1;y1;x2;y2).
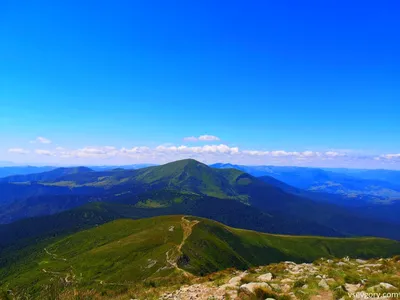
1;215;400;299
180;217;400;275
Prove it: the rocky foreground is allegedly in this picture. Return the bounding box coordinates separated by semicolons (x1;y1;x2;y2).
160;256;400;300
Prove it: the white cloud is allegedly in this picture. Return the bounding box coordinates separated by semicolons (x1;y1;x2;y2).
242;150;270;156
199;135;220;141
31;137;52;144
35;149;55;156
325;151;344;157
41;145;350;162
183;135;220;142
10;143;397;169
8;148;30;154
156;144;238;154
377;153;400;160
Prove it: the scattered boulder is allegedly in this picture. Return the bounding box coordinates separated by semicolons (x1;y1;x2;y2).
367;282;397;293
379;282;396;290
239;282;270;295
281;284;291;292
318;279;329;290
326;278;335;285
356;259;367;264
344;283;361;293
257;272;273;282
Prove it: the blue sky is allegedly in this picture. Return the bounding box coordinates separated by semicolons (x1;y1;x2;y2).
1;0;399;168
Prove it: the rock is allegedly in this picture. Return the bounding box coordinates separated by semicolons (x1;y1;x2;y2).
220;271;247;289
356;259;367;264
318;279;329;290
282;284;291;292
257;273;273;281
316;275;322;279
366;283;396;293
239;282;270;295
344;283;361;293
228;275;242;285
265;299;276;300
336;262;347;266
302;284;309;289
326;278;335;285
281;278;294;283
359;263;381;268
327;259;333;264
379;282;396;290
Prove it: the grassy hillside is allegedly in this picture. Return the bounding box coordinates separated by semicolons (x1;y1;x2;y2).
1;215;399;299
0;194;341;253
181;217;400;275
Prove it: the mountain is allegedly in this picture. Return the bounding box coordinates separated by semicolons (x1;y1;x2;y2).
2;215;399;299
326;168;400;186
257;175;384;207
0;193;344;252
0;166;93;183
211;163;400;201
90;164;157;171
1;159;400;240
0;166;55;179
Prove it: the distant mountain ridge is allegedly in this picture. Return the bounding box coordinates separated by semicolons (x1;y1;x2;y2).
211;163;400;201
1;159;400;241
0;166;93;183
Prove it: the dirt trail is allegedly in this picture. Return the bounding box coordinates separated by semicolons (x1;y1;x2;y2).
165;217;199;276
179;217;199;252
311;291;333;300
44;247;67;261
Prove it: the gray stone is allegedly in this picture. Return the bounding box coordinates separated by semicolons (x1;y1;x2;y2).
318;279;329;290
239;282;270;295
379;282;396;290
356;259;367;264
344;283;361;293
257;273;273;282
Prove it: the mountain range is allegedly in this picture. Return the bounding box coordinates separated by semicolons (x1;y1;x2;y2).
1;159;400;241
1;159;400;298
211;163;400;202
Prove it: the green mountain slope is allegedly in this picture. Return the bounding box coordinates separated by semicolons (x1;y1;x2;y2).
0;193;341;253
2;215;399;299
2;159;400;241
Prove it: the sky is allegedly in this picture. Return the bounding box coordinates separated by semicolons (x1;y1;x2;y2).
1;0;399;168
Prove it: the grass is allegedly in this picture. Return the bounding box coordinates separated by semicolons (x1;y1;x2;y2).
1;215;400;299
